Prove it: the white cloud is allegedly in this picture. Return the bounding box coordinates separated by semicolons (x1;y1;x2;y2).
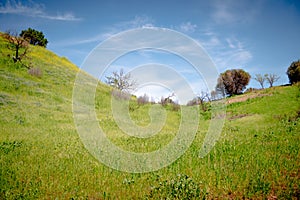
226;38;236;48
201;36;221;48
79;25;219;103
107;15;154;33
129;64;196;104
125;15;155;28
0;0;82;21
41;12;81;21
179;22;197;33
200;33;252;71
56;15;154;47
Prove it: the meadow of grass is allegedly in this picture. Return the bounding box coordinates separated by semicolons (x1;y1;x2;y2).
0;34;299;199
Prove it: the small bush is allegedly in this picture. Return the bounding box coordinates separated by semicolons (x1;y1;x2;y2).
146;174;204;199
111;89;130;100
15;115;26;125
171;103;180;111
0;141;22;154
244;87;259;93
0;93;15;106
187;98;198;106
28;67;42;78
137;94;149;105
287;60;300;84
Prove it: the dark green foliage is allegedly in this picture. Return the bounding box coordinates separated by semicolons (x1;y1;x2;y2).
247;175;271;197
0;141;22;154
147;174;204;199
0;93;15;106
216;69;251;96
287;60;300;84
20;28;48;48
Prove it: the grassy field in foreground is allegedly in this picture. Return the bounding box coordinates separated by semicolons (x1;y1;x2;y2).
0;35;299;199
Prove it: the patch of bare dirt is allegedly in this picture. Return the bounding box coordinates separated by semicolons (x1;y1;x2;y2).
226;93;272;104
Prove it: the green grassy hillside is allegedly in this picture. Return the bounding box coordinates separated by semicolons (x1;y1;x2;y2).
0;35;299;199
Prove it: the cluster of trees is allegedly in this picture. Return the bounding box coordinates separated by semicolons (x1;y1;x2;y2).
2;27;299;112
254;73;280;89
3;28;48;64
252;60;300;87
20;28;48;47
106;69;180;111
105;59;300;111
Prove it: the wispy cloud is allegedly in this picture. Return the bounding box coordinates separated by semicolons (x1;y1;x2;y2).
210;0;262;24
40;12;81;21
0;0;82;21
179;22;197;33
200;32;252;71
117;15;155;29
57;15;154;47
201;36;221;48
102;15;155;39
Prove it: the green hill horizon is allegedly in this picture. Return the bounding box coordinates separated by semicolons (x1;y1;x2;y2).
0;34;299;199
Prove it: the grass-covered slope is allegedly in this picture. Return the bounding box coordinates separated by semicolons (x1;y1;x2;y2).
0;34;299;199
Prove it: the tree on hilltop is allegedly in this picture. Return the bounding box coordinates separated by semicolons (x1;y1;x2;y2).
254;74;267;89
287;60;300;84
105;68;137;92
216;69;251;96
20;28;48;48
186;91;211;111
254;73;280;88
265;73;280;87
3;31;29;64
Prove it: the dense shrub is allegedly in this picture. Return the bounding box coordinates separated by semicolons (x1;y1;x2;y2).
287;60;300;84
216;69;251;96
146;174;204;199
20;28;48;47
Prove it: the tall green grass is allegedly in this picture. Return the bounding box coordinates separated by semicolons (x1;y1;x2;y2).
0;34;299;199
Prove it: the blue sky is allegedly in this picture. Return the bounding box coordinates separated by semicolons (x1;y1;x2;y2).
0;0;300;101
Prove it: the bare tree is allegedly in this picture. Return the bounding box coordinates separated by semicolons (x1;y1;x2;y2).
105;68;137;92
187;91;211;111
160;93;175;106
197;91;211;111
254;74;267;89
160;93;180;111
265;74;280;87
4;31;29;64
